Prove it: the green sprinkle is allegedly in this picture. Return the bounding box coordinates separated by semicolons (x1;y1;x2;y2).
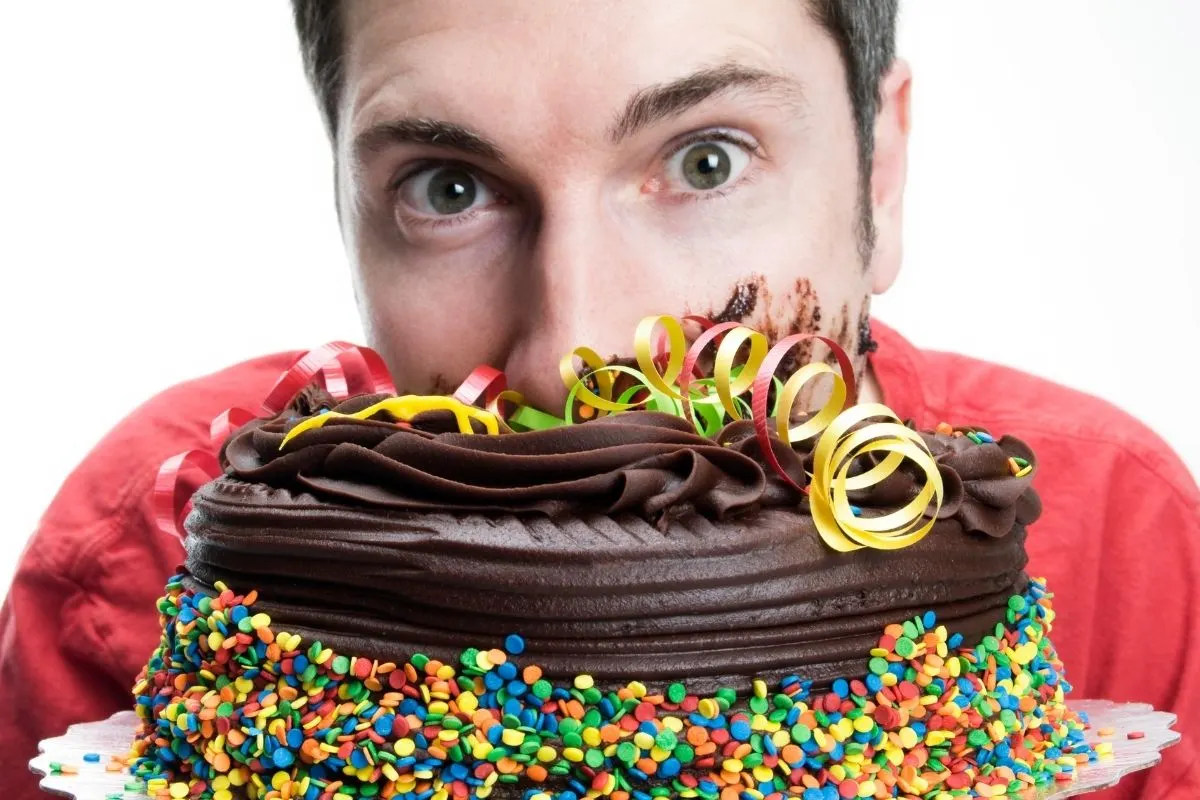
667;683;687;704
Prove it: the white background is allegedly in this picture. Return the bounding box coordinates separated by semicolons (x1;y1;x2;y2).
1;2;1197;601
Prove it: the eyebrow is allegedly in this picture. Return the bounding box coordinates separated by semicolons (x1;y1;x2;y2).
608;62;803;144
352;117;507;164
351;62;801;166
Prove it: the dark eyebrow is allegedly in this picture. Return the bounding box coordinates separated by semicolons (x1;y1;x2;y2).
352;117;506;163
609;62;802;144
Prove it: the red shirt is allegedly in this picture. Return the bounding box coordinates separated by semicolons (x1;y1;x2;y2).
2;322;1196;799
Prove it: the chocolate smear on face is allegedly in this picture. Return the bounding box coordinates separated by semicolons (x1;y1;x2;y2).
857;305;878;356
712;276;762;324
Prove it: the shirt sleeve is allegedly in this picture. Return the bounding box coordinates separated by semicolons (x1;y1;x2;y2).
1087;449;1200;800
0;486;182;800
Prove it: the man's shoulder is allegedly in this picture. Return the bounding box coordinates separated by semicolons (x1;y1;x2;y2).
35;351;303;544
919;347;1197;504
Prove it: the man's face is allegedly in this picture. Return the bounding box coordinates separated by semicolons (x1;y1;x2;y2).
336;0;908;409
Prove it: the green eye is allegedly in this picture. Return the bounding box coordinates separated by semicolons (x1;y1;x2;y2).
681;143;733;190
667;138;752;193
399;165;493;217
425;168;478;215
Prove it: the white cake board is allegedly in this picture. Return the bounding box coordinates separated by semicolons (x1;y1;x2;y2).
31;699;1180;799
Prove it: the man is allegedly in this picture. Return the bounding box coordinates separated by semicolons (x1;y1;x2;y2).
2;2;1196;798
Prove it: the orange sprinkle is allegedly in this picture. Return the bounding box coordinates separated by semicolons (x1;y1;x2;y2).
636;758;658;775
486;649;507;666
522;665;543;684
526;765;548;783
686;726;709;746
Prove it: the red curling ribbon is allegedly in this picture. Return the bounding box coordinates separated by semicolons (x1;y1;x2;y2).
154;450;221;542
155;341;397;543
318;358;349;400
209;407;258;449
750;334;857;492
261;341;395;415
454;365;507;407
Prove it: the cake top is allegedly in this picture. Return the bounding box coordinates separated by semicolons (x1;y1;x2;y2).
161;314;1040;554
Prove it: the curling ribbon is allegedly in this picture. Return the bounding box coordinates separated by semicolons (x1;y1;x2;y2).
555;315;943;552
154;450;221;543
806;404;945;552
155;342;397;541
280;396;498;448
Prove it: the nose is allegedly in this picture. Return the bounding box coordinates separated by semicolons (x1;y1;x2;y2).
500;192;670;415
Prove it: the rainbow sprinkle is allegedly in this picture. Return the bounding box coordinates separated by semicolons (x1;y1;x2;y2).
130;577;1097;800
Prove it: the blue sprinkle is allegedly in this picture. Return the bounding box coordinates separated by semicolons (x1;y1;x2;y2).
948;633;964;648
698;780;719;794
865;674;883;693
484;672;505;691
448;763;469;780
497;662;518;681
375;715;395;737
274;749;295;768
730;718;752;741
831;678;849;698
287;728;303;748
923;610;937;629
507;680;527;696
505;634;526;655
976;431;995;443
658;758;681;778
849;505;862;517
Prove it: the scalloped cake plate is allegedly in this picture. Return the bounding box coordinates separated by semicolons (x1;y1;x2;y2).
30;699;1180;800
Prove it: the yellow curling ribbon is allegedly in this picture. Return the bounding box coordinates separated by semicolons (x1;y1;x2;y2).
279;395;499;450
774;362;848;445
712;327;769;420
808;402;945;552
558;346;628;416
633;315;687;400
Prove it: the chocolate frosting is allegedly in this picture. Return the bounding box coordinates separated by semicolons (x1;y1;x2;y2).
186;394;1042;691
221;395;1040;538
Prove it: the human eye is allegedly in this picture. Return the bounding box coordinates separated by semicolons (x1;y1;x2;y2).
392;163;504;231
659;130;759;196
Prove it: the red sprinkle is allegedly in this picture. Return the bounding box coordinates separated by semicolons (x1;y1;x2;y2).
1127;731;1146;740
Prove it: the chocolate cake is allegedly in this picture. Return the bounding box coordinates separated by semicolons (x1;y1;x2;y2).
128;320;1095;800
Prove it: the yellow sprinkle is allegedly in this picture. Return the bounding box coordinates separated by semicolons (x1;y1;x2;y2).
169;783;189;799
250;613;271;630
752;679;768;699
394;738;416;757
501;728;524;747
853;716;875;733
457;693;479;714
537;745;557;762
724;758;744;773
582;727;602;747
573;674;595;691
627;681;647;699
563;747;584;763
697;698;720;719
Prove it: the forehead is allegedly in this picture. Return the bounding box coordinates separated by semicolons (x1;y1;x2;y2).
340;0;844;143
